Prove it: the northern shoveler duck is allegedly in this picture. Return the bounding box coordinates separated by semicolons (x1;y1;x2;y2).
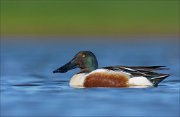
53;51;170;88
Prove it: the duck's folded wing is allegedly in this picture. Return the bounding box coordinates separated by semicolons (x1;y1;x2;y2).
104;66;168;71
103;66;170;86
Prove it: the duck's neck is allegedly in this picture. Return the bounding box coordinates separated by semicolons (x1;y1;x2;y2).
79;66;97;73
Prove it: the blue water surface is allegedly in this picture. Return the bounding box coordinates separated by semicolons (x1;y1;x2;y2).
1;36;180;117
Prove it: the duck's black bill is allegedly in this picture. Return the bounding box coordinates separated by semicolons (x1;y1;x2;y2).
53;59;78;73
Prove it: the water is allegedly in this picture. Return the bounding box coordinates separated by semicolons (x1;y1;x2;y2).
1;36;180;117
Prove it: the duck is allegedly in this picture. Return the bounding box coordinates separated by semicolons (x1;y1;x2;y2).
53;51;170;88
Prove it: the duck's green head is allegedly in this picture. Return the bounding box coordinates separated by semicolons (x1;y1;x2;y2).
53;51;98;73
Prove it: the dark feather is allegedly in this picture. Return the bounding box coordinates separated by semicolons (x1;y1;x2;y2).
103;66;170;86
104;66;169;71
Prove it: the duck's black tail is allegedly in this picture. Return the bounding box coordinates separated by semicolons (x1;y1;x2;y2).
149;74;170;86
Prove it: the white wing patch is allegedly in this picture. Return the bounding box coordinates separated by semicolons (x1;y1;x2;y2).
128;77;153;86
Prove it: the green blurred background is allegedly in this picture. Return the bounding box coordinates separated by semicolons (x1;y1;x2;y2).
1;0;179;36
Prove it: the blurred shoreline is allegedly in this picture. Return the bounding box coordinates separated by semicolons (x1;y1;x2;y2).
1;35;179;42
1;0;179;36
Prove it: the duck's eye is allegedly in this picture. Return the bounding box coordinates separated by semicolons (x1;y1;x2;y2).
82;54;86;58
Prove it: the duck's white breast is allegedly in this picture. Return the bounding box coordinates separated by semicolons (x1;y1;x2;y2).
69;73;86;88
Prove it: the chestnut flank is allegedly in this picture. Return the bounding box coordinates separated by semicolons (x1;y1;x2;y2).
84;72;128;87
